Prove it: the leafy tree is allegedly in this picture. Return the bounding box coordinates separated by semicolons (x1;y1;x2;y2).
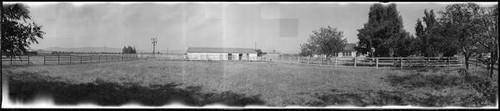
255;49;266;57
356;3;413;57
300;26;347;59
1;3;45;57
415;9;459;57
438;3;486;69
122;46;136;54
476;5;498;77
299;43;315;57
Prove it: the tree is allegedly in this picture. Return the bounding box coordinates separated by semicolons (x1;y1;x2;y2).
299;43;315;57
438;3;486;69
356;3;413;57
476;5;498;77
300;26;347;59
255;49;266;57
1;3;45;57
415;9;459;57
122;46;136;54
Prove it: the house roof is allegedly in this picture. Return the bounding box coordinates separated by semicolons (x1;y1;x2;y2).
343;43;356;51
187;47;257;53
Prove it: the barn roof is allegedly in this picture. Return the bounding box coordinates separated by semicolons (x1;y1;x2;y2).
187;47;257;53
343;43;356;51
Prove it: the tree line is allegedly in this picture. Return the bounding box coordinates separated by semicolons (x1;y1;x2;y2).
300;3;498;76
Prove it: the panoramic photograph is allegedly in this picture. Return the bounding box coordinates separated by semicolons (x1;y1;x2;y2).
1;2;498;108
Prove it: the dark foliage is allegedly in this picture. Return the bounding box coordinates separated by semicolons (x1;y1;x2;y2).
122;46;137;54
2;3;45;57
7;73;265;106
356;3;416;57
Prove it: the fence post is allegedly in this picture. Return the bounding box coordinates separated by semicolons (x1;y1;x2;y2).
80;56;83;63
308;57;310;64
98;55;101;62
427;57;430;66
43;56;46;65
354;57;357;67
447;57;450;67
27;55;30;65
376;58;379;69
57;55;60;64
334;57;337;67
327;58;330;65
69;55;72;64
400;57;403;69
10;56;13;65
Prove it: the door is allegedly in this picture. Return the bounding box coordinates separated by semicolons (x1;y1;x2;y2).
239;53;242;60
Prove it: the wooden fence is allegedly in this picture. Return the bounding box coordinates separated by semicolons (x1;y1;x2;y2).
1;55;31;65
272;56;464;69
1;54;139;66
138;54;268;62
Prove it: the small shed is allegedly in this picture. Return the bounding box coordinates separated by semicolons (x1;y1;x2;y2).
187;47;258;61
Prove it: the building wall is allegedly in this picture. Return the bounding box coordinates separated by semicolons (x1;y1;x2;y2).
333;51;357;57
187;53;258;60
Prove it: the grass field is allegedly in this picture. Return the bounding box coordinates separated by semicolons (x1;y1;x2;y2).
2;60;498;107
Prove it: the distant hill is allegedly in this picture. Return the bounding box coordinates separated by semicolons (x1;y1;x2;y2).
44;47;122;52
43;47;187;54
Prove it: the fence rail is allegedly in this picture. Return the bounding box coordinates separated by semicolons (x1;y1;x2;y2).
272;56;464;69
2;53;477;69
2;54;139;66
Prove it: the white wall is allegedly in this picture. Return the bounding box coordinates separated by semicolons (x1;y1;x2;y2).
187;53;258;61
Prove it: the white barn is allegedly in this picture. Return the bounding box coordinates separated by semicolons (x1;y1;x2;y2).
313;43;358;57
187;47;258;61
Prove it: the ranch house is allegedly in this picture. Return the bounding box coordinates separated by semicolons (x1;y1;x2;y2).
187;47;258;61
335;43;357;57
313;43;358;58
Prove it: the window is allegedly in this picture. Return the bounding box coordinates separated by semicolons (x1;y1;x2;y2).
342;51;351;57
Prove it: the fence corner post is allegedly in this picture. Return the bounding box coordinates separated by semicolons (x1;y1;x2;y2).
376;58;379;69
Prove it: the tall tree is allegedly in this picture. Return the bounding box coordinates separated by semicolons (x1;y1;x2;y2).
122;46;137;54
356;3;412;57
1;3;45;57
300;26;347;59
438;3;485;69
415;9;459;57
476;5;498;77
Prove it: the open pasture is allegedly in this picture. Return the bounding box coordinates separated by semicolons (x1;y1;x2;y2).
2;60;497;107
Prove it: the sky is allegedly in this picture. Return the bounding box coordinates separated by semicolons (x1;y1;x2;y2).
7;2;497;53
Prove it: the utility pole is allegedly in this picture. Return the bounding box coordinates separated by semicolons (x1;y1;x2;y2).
254;41;256;50
151;38;158;55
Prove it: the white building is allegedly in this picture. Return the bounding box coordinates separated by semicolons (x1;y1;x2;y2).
187;47;258;61
335;43;357;57
313;43;358;58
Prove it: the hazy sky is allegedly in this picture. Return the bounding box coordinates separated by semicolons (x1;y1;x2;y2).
9;2;497;53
